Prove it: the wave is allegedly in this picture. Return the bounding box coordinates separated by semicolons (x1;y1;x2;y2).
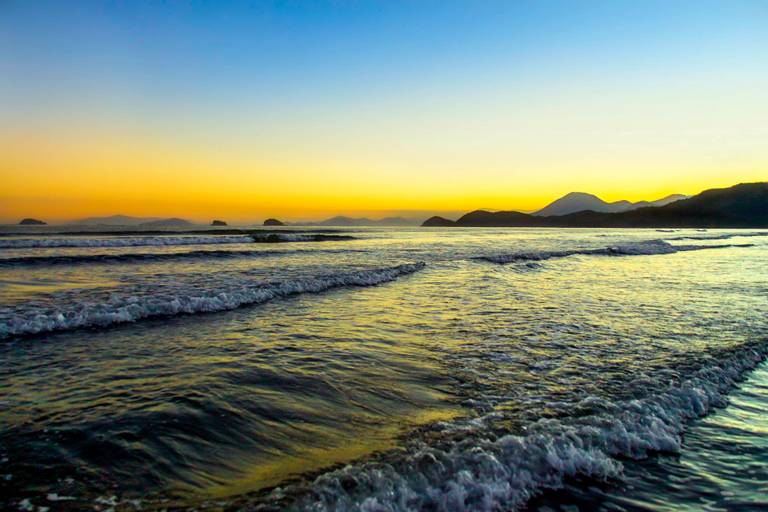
0;248;363;267
0;263;425;339
667;232;768;241
0;233;355;249
256;341;767;512
250;233;355;243
0;235;255;249
477;240;753;264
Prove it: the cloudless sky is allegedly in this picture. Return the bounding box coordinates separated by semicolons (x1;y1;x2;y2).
1;0;766;222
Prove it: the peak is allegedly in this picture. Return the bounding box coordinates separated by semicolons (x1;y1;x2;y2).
561;192;600;199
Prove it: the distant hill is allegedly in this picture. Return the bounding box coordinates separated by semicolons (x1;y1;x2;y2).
71;215;193;227
19;218;46;225
304;216;419;226
138;218;193;228
422;216;456;227
263;218;284;226
534;192;688;216
424;183;767;228
72;215;162;226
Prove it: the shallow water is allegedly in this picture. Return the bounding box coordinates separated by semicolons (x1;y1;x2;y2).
1;227;766;511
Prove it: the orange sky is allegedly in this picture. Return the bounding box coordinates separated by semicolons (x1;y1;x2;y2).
2;1;766;224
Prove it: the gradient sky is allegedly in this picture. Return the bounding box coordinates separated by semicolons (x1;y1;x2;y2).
1;1;767;223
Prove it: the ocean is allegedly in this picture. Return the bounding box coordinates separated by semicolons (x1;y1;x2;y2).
1;226;766;511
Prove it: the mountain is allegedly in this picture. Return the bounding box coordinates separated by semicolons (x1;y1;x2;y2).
457;210;546;227
138;218;193;228
19;218;46;225
263;218;284;226
534;192;689;217
534;192;631;216
425;183;767;228
304;216;420;226
19;218;47;225
71;215;193;227
630;194;689;209
72;215;162;226
422;216;456;227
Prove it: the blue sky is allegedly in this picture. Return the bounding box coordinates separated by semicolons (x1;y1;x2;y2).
1;1;767;221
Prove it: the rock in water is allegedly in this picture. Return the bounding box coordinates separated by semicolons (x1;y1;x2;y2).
211;220;228;226
263;218;284;226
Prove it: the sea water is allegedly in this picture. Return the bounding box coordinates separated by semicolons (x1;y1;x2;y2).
1;227;766;511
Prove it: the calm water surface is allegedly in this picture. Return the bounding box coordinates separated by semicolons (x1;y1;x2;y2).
1;227;766;511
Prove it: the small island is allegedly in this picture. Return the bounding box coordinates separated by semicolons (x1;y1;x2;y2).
263;218;284;226
19;218;46;225
211;220;228;226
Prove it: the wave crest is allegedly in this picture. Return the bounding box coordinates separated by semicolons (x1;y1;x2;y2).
0;233;355;249
0;263;425;339
256;342;766;512
478;240;753;264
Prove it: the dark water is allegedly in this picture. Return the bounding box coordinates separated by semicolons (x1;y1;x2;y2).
1;227;766;511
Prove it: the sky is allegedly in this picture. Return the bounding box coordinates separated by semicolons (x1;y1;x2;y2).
1;0;767;223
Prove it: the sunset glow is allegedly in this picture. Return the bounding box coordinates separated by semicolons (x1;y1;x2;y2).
2;1;766;223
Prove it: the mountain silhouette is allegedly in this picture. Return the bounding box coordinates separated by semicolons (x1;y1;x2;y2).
534;192;688;216
19;218;46;225
138;218;193;228
72;215;162;226
303;216;419;226
423;183;767;228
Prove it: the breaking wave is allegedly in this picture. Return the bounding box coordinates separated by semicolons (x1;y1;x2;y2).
0;263;425;339
0;248;362;267
0;233;355;249
250;233;356;243
254;341;767;512
477;240;753;264
0;235;255;249
667;232;768;241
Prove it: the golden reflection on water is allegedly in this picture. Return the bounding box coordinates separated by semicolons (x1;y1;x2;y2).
202;407;459;499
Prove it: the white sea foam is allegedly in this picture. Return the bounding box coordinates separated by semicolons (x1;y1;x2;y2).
479;240;751;264
0;233;353;249
0;263;425;339
0;248;361;267
273;343;766;512
250;233;354;243
667;232;768;241
0;235;255;249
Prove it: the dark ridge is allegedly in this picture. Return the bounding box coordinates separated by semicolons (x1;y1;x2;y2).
137;217;193;228
211;220;228;226
455;210;548;227
422;216;456;227
424;183;768;228
18;218;46;225
263;218;285;226
0;228;353;237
